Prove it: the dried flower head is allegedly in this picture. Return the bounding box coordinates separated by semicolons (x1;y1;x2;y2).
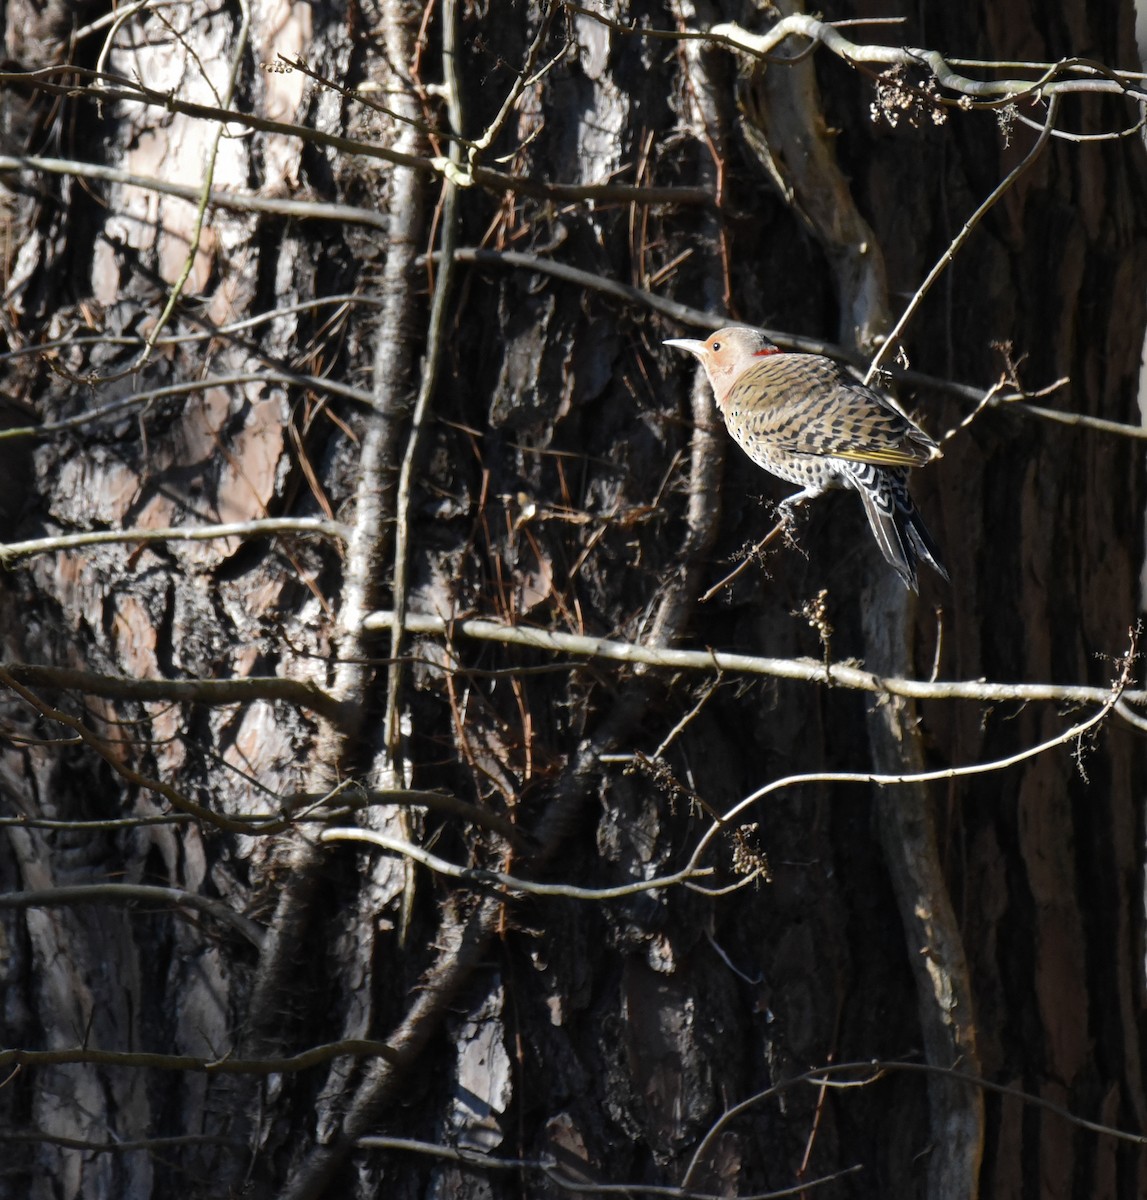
871;65;949;130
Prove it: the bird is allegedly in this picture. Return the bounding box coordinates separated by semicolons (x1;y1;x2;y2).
664;325;947;591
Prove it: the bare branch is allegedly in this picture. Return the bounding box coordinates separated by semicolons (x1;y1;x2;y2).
0;1131;243;1154
0;372;372;440
434;247;1147;440
683;683;1123;879
2;661;346;724
865;94;1061;384
0;67;711;207
0;1040;400;1074
682;1055;1147;1191
362;610;1147;710
0;883;265;948
356;1133;862;1198
0;152;389;230
0;666;286;834
322;825;721;899
0;517;347;564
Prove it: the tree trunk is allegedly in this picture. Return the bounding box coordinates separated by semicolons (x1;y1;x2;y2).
1;2;1144;1198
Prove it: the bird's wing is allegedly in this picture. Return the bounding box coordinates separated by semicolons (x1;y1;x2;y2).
726;357;941;467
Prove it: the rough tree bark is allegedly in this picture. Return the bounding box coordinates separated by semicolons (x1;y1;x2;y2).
1;2;1144;1199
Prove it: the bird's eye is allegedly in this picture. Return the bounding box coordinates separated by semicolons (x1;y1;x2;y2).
711;341;721;352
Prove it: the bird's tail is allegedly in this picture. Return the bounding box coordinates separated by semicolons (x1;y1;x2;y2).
852;467;948;592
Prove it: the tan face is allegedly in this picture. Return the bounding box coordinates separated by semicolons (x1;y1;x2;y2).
663;327;774;392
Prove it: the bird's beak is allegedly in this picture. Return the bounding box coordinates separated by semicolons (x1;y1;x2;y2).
663;337;706;358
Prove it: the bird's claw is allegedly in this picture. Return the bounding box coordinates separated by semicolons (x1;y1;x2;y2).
774;499;800;531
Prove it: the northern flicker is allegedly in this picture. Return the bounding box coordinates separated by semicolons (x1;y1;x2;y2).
664;326;947;591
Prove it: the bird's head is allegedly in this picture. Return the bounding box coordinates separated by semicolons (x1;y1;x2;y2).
664;326;780;397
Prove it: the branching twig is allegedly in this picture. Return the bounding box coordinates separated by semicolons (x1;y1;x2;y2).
0;67;712;207
0;666;280;834
865;94;1061;384
683;679;1125;878
697;518;788;602
358;1133;861;1199
320;826;719;899
680;1055;1147;1190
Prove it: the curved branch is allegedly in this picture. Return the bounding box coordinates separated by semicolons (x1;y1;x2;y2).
0;883;265;948
682;1055;1147;1190
865;94;1061;383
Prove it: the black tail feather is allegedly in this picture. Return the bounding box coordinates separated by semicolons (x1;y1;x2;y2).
853;471;947;592
901;504;949;584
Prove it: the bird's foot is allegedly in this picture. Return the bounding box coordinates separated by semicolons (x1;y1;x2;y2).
773;498;803;542
772;492;819;556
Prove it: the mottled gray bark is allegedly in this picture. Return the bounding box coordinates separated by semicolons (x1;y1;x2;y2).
1;2;1144;1199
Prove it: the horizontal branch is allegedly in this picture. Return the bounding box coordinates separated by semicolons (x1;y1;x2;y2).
0;371;373;441
0;814;191;830
0;666;283;834
0;1131;244;1154
0;298;385;383
1005;400;1147;438
363;611;1145;709
439;248;1147;440
0;517;347;565
293;783;528;847
0;883;265;948
0;153;388;231
320;827;720;899
355;1134;859;1199
0;1038;399;1075
565;6;1147;103
0;71;711;207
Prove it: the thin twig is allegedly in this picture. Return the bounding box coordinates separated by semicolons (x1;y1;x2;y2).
0;517;347;564
385;0;465;765
683;678;1124;878
865;93;1061;384
0;371;373;441
0;1039;400;1074
320;826;719;899
681;1054;1147;1190
697;519;787;602
0;1131;243;1153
